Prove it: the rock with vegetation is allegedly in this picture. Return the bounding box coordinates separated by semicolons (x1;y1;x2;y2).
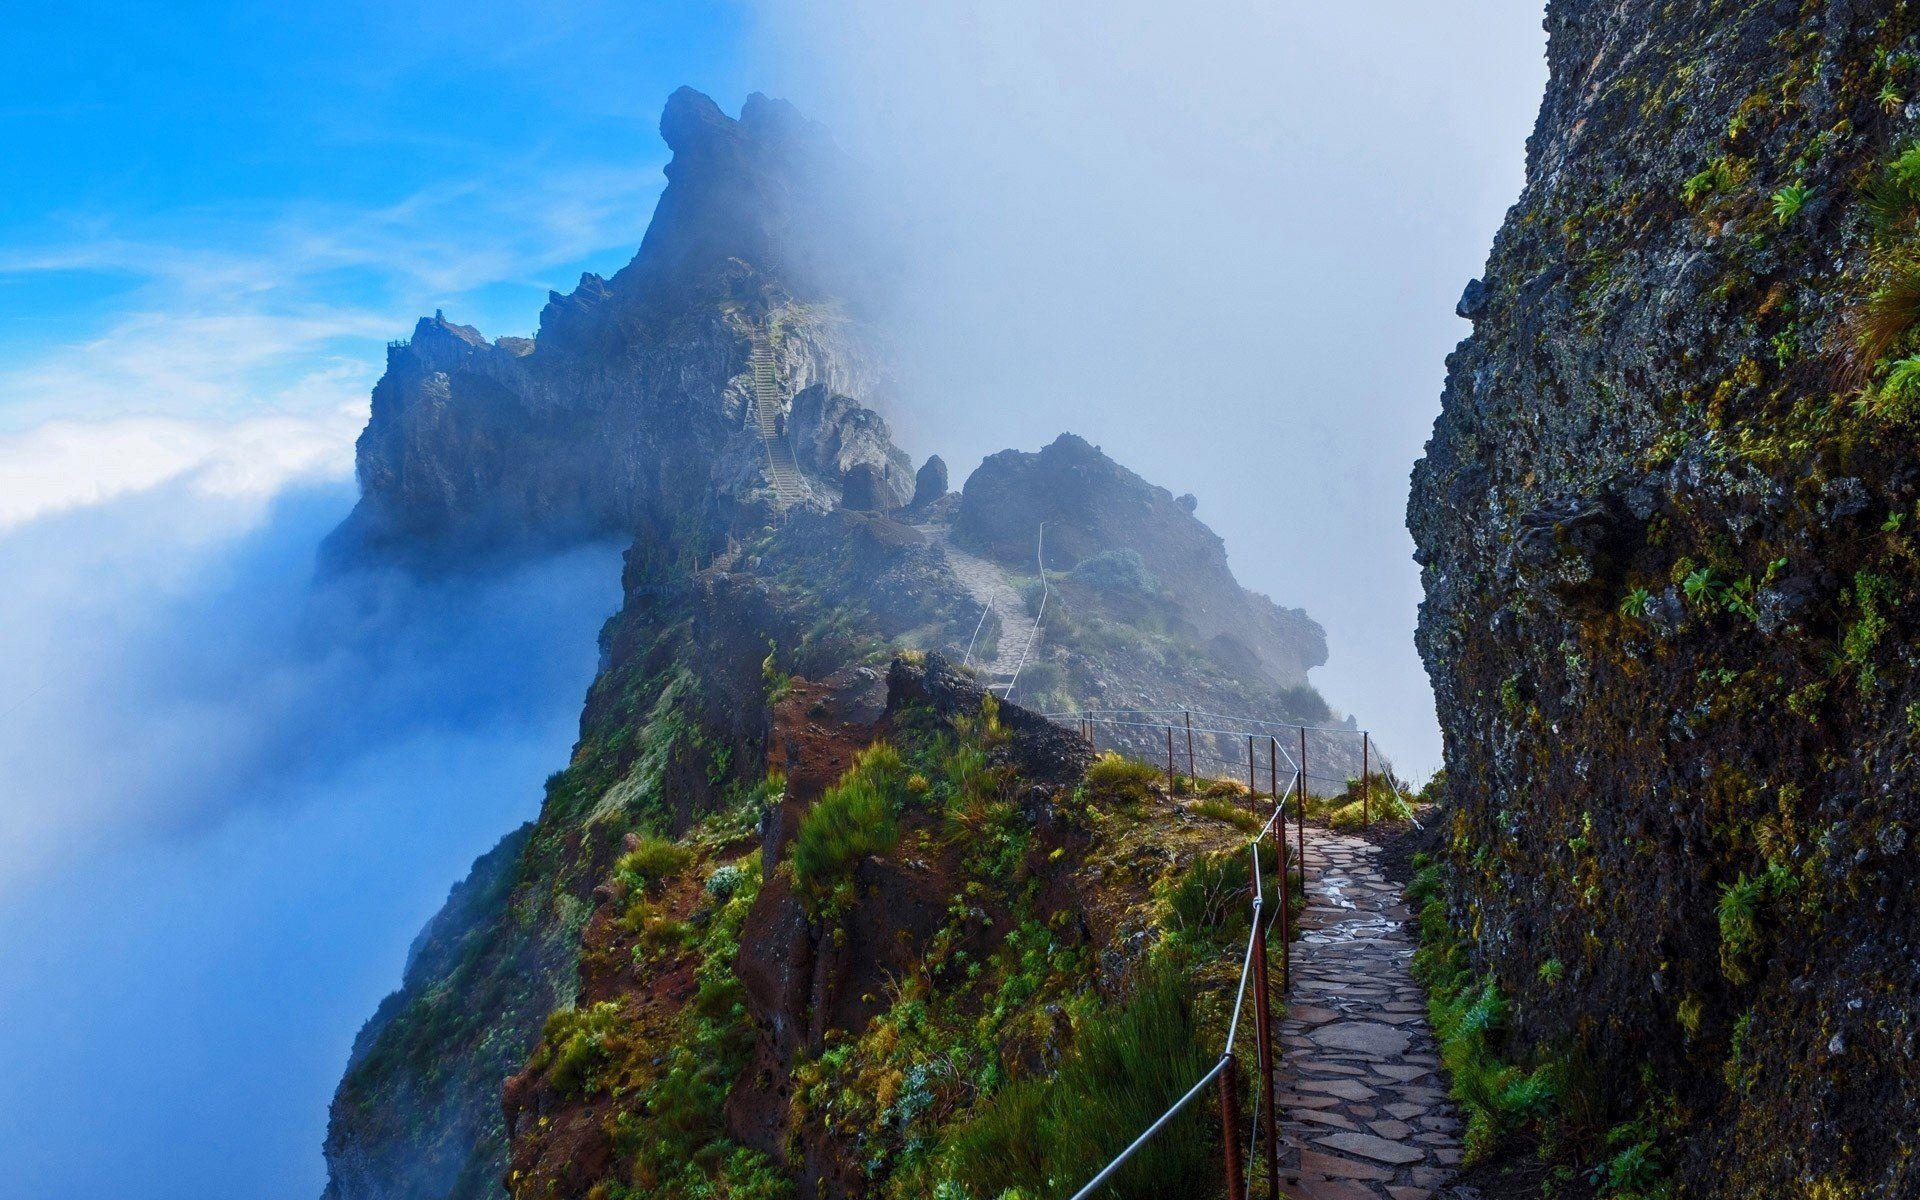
325;87;903;561
496;652;1280;1200
1410;4;1920;1196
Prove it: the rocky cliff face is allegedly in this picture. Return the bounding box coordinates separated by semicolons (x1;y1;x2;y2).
329;88;907;561
324;88;1363;1200
1412;4;1920;1194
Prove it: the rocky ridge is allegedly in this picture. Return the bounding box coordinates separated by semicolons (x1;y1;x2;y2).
322;88;1375;1200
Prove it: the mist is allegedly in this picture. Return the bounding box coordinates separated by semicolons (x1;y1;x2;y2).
749;0;1550;778
0;475;619;1198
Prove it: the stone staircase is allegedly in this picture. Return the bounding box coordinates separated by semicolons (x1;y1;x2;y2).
750;334;809;506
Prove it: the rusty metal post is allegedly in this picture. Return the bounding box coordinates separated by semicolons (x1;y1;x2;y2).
1167;726;1176;794
1252;890;1279;1200
1246;735;1256;810
1269;738;1279;817
1275;805;1291;990
1297;727;1308;888
1362;731;1371;828
1186;710;1196;784
1218;1053;1245;1200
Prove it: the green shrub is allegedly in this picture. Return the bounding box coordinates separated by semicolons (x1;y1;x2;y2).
791;742;907;907
1067;549;1160;597
1314;775;1416;828
541;1001;625;1095
935;959;1214;1200
1085;752;1161;806
617;834;693;893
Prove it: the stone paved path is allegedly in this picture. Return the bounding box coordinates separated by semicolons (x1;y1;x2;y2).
1275;828;1463;1200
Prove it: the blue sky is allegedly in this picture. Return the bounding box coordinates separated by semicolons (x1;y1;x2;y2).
0;5;742;1196
0;1;748;437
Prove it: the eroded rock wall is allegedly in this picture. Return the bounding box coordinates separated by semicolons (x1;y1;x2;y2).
1411;3;1920;1194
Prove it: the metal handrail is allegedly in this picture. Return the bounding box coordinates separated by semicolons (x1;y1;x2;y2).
1060;768;1300;1200
1046;706;1371;739
961;599;992;669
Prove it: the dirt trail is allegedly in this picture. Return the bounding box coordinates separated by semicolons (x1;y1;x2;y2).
920;526;1039;683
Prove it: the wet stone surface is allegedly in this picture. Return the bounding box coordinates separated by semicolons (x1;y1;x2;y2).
1274;829;1462;1199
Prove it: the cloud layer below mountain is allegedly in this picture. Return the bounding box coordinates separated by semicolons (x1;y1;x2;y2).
0;463;619;1198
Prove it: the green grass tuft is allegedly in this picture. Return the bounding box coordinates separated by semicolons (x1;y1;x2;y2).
933;957;1215;1200
791;742;908;911
1084;752;1162;807
616;834;693;893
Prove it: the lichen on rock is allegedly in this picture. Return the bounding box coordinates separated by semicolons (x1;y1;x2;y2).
1410;4;1920;1195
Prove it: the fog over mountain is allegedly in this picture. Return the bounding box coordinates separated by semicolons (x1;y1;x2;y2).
747;0;1550;778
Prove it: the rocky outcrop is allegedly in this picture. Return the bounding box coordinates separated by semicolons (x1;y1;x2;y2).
957;433;1327;687
910;454;948;509
328;88;906;560
1411;4;1920;1195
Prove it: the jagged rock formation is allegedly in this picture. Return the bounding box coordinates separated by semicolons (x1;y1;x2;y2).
328;88;904;561
1411;5;1920;1195
909;454;948;509
322;88;1366;1200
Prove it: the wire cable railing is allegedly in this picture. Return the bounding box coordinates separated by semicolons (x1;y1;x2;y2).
998;522;1049;702
1063;766;1299;1200
1054;707;1382;826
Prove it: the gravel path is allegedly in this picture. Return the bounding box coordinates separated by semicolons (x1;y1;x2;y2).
1276;828;1464;1200
920;527;1039;682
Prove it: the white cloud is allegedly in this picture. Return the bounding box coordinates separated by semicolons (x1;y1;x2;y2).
751;0;1550;780
0;151;666;436
0;405;363;531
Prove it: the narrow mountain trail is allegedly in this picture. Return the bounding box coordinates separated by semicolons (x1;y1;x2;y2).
1276;828;1464;1200
918;526;1040;683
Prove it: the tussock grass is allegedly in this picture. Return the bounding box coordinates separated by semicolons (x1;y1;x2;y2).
1859;263;1920;366
616;834;693;893
1084;752;1162;807
791;742;908;908
934;957;1215;1200
1191;797;1264;832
